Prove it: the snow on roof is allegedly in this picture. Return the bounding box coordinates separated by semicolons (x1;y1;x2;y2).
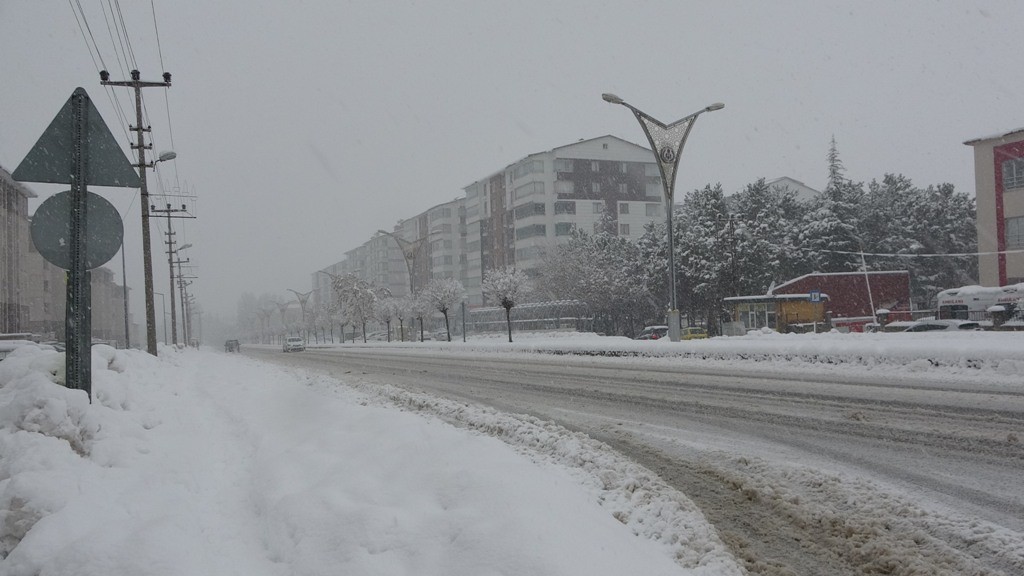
724;293;830;302
768;271;908;295
963;127;1024;145
936;283;1024;298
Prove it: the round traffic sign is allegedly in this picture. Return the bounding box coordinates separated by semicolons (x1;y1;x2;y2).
30;190;124;270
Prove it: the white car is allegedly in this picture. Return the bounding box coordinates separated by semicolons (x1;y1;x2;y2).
282;336;306;352
902;319;983;332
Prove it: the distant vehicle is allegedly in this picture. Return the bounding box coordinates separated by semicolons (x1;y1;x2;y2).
282;336;306;352
224;339;240;352
935;283;1024;321
681;327;708;340
903;319;983;332
636;325;668;340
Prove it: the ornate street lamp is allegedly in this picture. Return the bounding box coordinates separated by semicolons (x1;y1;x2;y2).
602;93;723;341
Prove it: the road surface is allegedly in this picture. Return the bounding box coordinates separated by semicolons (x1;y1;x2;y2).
250;346;1024;575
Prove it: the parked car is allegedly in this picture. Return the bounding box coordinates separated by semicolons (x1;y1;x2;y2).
903;319;983;332
636;325;668;340
681;327;708;340
224;339;240;352
282;336;306;352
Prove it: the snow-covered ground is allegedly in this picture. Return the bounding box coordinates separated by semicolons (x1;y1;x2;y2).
1;329;1022;575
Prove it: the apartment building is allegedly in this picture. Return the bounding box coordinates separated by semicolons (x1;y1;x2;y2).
2;166;135;345
463;135;661;305
313;135;664;309
1;166;35;333
964;128;1024;286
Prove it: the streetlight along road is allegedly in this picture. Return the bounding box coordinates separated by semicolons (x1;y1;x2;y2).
602;93;723;341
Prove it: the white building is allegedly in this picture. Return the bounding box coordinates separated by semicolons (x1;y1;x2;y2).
313;135;668;310
463;135;663;305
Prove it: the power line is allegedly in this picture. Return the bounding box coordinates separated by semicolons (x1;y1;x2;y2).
68;0;131;143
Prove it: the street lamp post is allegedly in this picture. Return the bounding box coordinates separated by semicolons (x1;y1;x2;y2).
288;289;313;341
377;229;425;296
602;93;723;341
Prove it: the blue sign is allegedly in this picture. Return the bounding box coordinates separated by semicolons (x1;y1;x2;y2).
809;290;822;303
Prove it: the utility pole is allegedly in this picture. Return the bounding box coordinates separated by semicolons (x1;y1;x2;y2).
152;203;191;345
100;69;172;356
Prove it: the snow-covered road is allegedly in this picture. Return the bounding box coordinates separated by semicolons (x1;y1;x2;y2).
253;343;1024;576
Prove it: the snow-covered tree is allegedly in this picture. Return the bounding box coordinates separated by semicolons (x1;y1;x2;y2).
542;226;656;336
729;178;809;292
374;297;404;342
481;266;532;342
677;184;731;327
421;277;465;341
332;274;388;343
798;139;864;272
408;294;431;342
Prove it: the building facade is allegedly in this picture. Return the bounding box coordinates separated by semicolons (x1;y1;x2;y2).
463;135;662;305
964;128;1024;286
3;166;134;345
1;166;35;333
725;271;913;333
313;135;666;310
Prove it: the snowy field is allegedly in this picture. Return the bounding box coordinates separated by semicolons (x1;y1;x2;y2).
1;329;1022;575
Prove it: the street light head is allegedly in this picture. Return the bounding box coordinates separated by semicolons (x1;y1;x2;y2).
156;151;177;162
178;243;193;251
705;102;725;112
601;93;624;104
99;70;110;82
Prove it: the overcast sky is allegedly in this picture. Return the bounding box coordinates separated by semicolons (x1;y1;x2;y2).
2;1;1022;321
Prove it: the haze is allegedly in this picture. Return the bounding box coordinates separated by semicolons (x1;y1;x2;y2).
1;1;1020;322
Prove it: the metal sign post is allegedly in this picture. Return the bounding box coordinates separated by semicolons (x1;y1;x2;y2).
13;88;140;400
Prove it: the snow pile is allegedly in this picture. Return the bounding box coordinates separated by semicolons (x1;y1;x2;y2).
0;344;740;575
396;330;1024;384
342;375;739;572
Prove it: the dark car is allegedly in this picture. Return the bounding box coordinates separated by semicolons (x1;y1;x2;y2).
224;339;240;352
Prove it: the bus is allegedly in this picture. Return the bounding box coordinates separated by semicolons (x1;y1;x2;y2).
934;283;1024;321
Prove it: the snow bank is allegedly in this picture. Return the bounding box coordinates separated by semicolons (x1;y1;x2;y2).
0;344;741;575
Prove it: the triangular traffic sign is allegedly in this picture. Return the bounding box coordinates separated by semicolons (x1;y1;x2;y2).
12;87;141;188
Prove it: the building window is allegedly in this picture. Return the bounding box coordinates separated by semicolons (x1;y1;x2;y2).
618;203;629;215
618;182;627;194
592;202;603;214
554;180;574;195
516;224;547;239
646;203;661;217
1007;216;1024;249
1003;158;1024;189
591;160;600;172
554;158;573;173
592;182;601;194
514;181;544;200
555;222;573;236
603;143;609;149
646;179;663;197
554;201;576;214
514;202;545;220
619;223;630;236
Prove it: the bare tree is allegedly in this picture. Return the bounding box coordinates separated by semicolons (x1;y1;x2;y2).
482;266;532;342
421;277;465;341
